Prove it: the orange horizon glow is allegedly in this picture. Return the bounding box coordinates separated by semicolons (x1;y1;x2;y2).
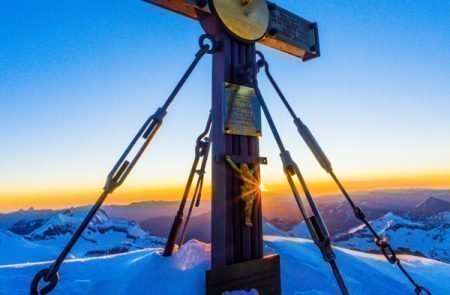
1;173;449;213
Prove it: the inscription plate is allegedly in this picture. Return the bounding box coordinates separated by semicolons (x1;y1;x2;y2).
261;4;320;61
206;255;281;295
222;82;261;137
269;6;315;51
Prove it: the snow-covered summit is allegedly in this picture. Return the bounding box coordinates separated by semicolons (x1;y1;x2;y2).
27;209;147;241
1;237;448;295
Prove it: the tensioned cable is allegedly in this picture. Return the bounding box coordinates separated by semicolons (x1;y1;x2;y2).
255;50;431;295
30;34;219;295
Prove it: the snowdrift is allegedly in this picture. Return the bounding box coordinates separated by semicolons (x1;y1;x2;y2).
0;236;448;295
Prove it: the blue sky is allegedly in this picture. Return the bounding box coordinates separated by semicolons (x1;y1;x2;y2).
1;0;449;210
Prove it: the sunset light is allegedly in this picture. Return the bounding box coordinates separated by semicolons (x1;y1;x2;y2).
1;1;449;294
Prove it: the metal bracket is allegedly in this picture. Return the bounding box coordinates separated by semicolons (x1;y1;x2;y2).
152;107;167;123
215;155;267;165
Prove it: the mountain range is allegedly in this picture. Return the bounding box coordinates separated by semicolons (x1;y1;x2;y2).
0;189;449;264
0;208;164;265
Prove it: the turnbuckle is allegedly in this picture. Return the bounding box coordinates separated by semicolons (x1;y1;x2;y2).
280;150;335;262
252;69;347;294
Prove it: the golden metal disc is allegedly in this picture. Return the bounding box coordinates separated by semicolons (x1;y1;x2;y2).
209;0;270;42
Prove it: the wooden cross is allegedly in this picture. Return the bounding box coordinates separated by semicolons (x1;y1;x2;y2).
143;1;319;292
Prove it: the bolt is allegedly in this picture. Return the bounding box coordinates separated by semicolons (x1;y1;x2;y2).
268;28;278;36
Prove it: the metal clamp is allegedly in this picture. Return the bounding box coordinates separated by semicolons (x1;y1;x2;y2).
214;155;267;165
279;151;296;175
151;107;167;124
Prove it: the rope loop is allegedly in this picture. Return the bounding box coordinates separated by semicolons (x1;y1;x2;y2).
30;268;59;295
198;34;219;54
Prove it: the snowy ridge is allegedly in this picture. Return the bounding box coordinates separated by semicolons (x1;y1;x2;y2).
262;222;289;237
335;212;450;263
0;210;165;265
1;237;448;295
288;221;309;238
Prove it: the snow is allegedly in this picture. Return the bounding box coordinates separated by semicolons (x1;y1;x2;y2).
336;212;450;263
0;231;61;265
263;222;289;237
288;222;310;238
1;237;448;295
0;210;165;265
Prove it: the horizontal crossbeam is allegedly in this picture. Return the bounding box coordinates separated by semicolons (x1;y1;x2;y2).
143;0;320;61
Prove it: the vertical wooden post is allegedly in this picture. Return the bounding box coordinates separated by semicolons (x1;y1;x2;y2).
200;14;263;269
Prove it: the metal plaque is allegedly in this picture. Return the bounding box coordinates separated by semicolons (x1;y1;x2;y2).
209;0;270;42
143;0;320;60
260;4;320;61
222;82;261;137
206;255;281;295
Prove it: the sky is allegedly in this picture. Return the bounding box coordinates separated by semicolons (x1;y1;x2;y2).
1;0;449;212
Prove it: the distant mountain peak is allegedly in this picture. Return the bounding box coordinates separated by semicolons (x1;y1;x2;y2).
63;208;73;216
414;197;450;216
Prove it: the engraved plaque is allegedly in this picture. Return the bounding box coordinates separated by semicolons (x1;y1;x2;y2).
261;4;320;61
206;255;281;295
222;82;261;137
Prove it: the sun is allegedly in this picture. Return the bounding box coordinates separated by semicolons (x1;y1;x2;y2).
259;183;268;192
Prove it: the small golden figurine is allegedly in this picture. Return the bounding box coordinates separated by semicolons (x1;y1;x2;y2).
225;155;260;227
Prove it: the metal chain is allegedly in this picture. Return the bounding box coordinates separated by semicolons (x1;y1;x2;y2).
163;113;212;256
251;64;349;295
30;34;218;295
178;125;211;247
255;50;431;295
